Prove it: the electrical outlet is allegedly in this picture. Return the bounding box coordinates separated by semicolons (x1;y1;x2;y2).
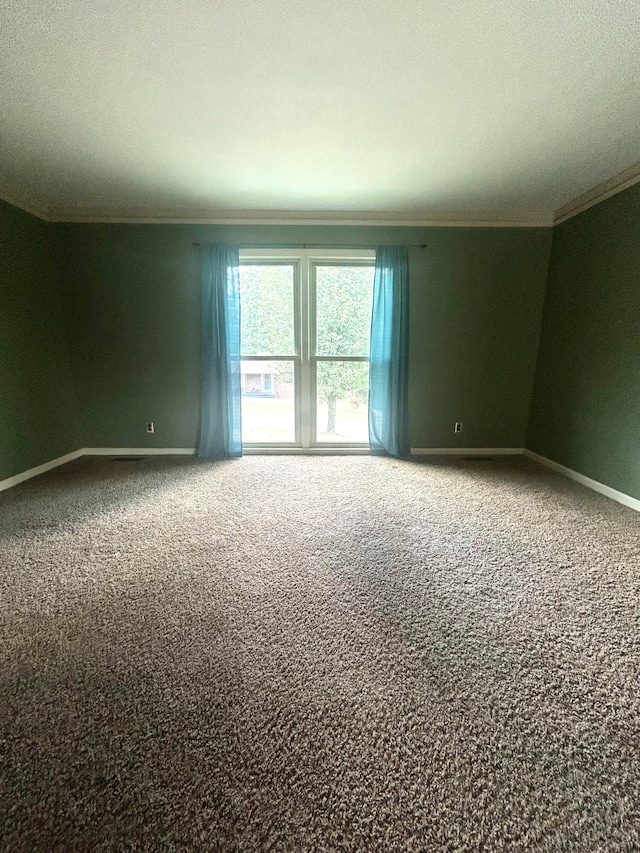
454;422;462;433
146;422;155;433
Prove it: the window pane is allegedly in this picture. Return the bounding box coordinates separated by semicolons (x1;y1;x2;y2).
316;360;369;443
240;265;295;356
241;360;295;443
315;265;374;356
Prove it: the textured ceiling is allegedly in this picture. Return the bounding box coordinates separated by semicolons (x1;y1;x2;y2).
1;0;639;222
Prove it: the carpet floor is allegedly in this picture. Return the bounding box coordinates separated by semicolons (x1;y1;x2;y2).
1;454;639;852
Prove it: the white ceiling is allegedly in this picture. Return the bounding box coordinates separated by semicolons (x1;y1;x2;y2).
1;0;639;224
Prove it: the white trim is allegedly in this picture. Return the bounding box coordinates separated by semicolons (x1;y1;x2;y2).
41;208;554;228
524;450;640;513
0;446;372;494
0;188;49;220
0;188;553;228
242;446;370;455
240;248;376;261
4;191;550;227
5;158;640;228
83;447;196;456
0;449;84;493
3;448;637;512
239;250;374;450
86;446;370;456
553;160;640;225
410;447;524;456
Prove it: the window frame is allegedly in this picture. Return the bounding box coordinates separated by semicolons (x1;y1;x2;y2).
239;248;375;453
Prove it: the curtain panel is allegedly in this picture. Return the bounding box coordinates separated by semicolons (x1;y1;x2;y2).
198;244;242;458
368;246;410;458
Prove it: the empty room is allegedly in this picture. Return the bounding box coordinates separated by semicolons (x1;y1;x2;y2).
1;1;639;850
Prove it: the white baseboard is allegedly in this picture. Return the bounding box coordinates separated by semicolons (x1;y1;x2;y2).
524;450;640;513
242;446;371;455
0;449;84;494
410;447;524;456
90;446;520;457
83;447;196;456
5;447;636;515
0;446;515;494
0;448;197;494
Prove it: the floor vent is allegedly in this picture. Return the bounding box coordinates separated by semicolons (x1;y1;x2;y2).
111;456;145;462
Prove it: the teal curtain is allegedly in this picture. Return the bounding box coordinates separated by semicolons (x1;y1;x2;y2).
368;246;410;458
199;244;242;458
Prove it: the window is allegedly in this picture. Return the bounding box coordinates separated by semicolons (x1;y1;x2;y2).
239;249;375;449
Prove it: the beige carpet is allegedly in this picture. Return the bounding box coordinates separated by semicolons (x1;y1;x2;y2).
1;454;639;851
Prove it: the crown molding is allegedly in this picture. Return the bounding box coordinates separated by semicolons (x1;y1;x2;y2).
0;187;49;220
0;195;552;227
5;159;640;229
553;160;640;225
43;207;553;227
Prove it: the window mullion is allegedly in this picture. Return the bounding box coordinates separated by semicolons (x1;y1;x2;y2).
299;254;312;448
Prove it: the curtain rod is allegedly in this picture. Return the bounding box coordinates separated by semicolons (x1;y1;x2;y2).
192;242;427;249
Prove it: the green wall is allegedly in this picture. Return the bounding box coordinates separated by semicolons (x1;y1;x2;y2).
4;183;638;500
0;200;78;480
528;182;640;500
57;223;551;450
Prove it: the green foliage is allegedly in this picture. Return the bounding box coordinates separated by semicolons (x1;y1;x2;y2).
316;265;372;358
240;263;373;432
240;265;294;356
316;361;368;406
315;266;372;427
